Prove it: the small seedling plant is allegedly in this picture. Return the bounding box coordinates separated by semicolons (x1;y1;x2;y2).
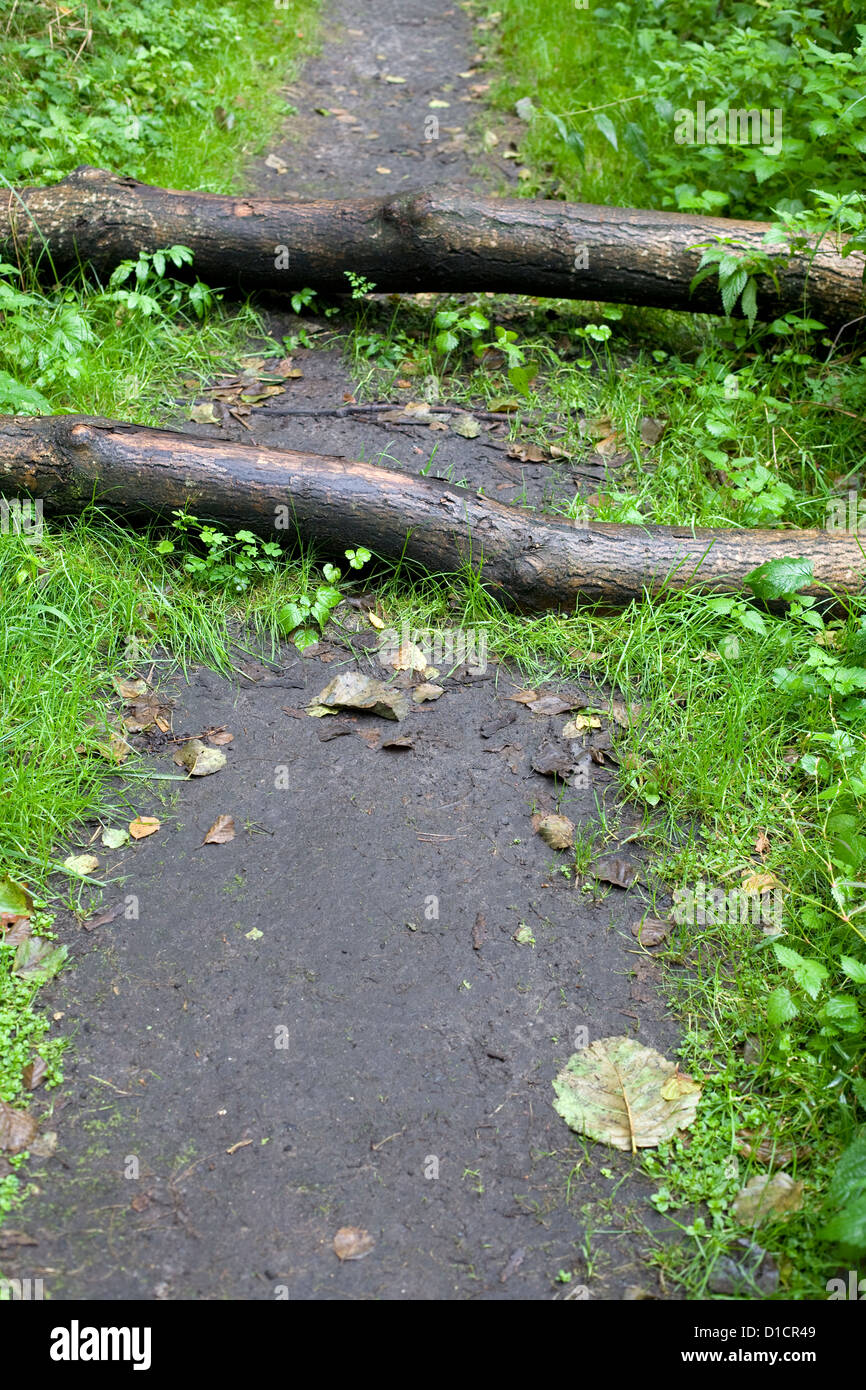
277;546;371;649
156;509;283;592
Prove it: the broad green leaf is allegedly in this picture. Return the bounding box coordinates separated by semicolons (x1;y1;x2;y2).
767;985;798;1028
745;556;814;600
821;1129;866;1251
842;956;866;985
773;942;829;1000
0;875;33;917
593;112;618;150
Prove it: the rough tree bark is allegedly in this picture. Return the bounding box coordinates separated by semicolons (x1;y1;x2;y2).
1;413;861;609
3;166;863;321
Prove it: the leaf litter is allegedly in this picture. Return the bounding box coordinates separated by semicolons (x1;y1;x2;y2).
553;1036;702;1152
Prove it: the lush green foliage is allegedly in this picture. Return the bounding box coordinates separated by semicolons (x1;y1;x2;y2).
0;0;317;192
487;0;865;220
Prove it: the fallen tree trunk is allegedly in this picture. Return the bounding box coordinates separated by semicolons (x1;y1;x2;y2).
3;166;863;322
1;413;861;608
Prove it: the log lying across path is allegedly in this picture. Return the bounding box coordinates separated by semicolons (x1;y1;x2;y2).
3;167;863;322
1;413;862;608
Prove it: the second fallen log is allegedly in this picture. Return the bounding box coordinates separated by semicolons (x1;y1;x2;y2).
0;412;862;609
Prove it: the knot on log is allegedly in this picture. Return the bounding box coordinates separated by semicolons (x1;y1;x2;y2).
381;190;434;236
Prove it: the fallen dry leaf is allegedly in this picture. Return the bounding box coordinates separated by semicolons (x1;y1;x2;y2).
202;815;235;846
631;917;671;948
111;675;148;700
22;1056;47;1091
733;1172;804;1226
529;694;586;716
173;739;227;777
660;1067;701;1101
0;1231;37;1249
122;694;171;733
29;1130;57;1158
563;713;601;736
389;641;428;673
317;721;354;742
593;855;640;889
82;901;124;932
735;1128;803;1167
1;914;31;946
188;402;220;426
333;1226;375;1261
741;870;782;895
0;1100;39;1154
101;827;130;849
313;672;410;722
553;1036;701;1152
413;683;444;703
507;442;547;464
640;416;668;446
453;413;481;439
532;813;575;851
506;689;538;705
63;853;99;876
129;817;160;840
532;742;574;778
608;698;640;728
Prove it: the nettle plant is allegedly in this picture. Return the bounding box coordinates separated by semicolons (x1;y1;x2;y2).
157;509;282;592
433;306;538;394
107;245;214;319
277;547;371;650
0;261;92;413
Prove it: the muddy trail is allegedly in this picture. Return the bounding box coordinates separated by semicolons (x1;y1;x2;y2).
5;0;687;1301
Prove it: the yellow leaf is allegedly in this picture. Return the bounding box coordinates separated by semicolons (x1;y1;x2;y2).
660;1068;701;1101
129;817;160;840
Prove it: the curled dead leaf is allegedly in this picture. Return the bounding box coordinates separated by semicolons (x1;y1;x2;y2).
313;672;410;722
333;1226;375;1261
631;917;671;948
532;813;575;851
202;815;235;846
173;739;227;777
0;1100;39;1154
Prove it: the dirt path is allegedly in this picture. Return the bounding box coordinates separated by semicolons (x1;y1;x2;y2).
251;0;517;199
6;0;682;1301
